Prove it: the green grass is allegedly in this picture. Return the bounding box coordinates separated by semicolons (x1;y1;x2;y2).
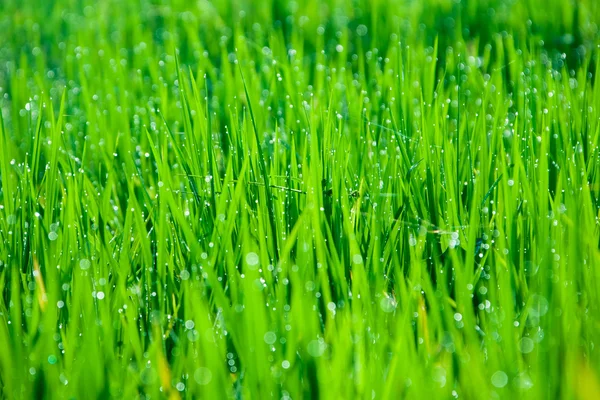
0;0;600;398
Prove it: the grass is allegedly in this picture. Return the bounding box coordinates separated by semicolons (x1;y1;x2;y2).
0;0;600;398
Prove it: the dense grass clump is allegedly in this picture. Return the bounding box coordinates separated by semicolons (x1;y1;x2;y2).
1;0;600;398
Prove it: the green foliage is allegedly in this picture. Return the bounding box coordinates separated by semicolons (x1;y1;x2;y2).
0;0;599;398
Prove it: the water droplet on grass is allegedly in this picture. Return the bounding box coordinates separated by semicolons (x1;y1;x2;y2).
48;232;58;241
79;259;91;270
246;252;259;269
352;254;363;264
307;339;326;357
432;366;447;387
409;235;417;246
491;370;508;388
528;294;549;317
194;367;212;385
380;297;396;313
514;372;534;389
264;331;277;345
519;337;534;353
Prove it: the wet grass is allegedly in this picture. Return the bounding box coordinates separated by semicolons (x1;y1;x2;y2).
0;0;600;398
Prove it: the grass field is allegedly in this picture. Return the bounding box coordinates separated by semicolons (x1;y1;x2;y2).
1;0;600;398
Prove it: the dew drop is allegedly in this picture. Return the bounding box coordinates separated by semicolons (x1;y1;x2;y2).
79;259;91;270
194;367;212;385
264;331;277;345
491;370;508;388
246;252;260;269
